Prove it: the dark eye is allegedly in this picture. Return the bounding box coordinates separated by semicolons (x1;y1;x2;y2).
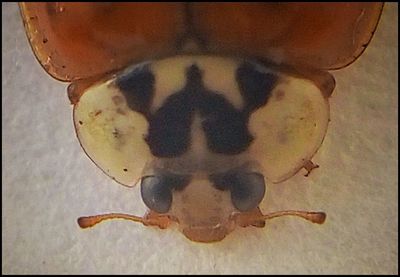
230;173;265;212
210;171;266;212
140;176;172;213
140;174;190;213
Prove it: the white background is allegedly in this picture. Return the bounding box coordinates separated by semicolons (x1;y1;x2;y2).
3;3;398;274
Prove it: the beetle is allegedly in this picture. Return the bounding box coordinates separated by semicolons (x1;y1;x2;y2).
19;3;383;243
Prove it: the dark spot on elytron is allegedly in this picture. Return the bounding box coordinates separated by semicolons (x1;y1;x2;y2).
78;120;83;125
116;64;154;116
123;168;128;172
236;62;278;112
42;38;48;44
62;65;66;69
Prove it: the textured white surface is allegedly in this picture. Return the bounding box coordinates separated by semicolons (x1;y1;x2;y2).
2;3;398;274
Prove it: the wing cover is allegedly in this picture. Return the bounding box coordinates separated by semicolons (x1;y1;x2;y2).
19;3;186;81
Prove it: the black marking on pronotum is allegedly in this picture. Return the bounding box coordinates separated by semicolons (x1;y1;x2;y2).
116;61;278;158
145;80;194;157
196;69;253;155
236;62;278;112
147;64;254;157
116;64;155;116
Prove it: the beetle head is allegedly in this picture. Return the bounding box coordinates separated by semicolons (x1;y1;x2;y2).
78;157;325;243
139;159;266;242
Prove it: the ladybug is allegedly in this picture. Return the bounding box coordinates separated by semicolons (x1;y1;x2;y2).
19;3;383;243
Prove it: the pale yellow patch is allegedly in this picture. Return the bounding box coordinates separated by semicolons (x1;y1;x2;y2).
248;76;329;183
74;79;152;186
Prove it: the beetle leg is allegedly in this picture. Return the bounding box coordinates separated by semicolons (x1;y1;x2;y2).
143;211;175;229
249;208;266;228
303;160;319;177
234;207;266;228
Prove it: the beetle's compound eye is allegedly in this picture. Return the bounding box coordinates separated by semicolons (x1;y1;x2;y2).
211;171;266;212
140;174;190;213
231;173;266;212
